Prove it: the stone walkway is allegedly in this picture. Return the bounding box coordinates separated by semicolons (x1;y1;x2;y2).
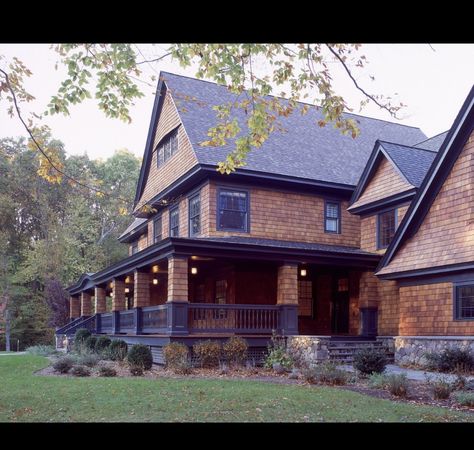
339;363;474;382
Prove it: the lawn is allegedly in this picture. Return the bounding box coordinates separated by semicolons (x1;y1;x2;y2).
0;355;472;422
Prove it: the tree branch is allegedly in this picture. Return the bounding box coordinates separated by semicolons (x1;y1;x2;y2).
325;44;398;117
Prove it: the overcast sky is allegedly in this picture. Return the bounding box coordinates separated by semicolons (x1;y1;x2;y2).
1;43;473;160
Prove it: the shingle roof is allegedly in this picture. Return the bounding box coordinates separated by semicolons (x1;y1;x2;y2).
161;72;427;187
413;131;449;152
379;141;437;187
196;236;377;256
118;218;147;239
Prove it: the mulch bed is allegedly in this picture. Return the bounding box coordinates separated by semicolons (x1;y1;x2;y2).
36;356;473;413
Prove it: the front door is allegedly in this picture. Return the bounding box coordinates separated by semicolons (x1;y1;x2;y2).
331;275;349;334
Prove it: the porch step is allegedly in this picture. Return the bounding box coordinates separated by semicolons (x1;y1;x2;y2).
327;340;394;364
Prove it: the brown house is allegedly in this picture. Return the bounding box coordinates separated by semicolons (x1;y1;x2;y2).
57;72;474;364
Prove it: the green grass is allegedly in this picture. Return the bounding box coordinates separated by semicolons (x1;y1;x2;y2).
0;355;472;422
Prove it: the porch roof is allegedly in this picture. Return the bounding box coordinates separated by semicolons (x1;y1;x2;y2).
67;236;381;295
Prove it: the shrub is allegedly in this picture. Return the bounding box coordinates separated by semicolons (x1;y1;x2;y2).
424;348;474;373
84;336;98;353
353;347;388;375
127;344;153;371
53;356;75;374
95;336;112;354
302;362;349;385
193;340;222;368
99;366;117;377
109;340;128;361
453;391;474;407
163;342;190;373
74;328;91;352
222;336;248;366
426;375;453;400
26;345;58;356
77;353;100;368
264;333;294;370
368;372;390;389
71;365;91;377
385;374;409;397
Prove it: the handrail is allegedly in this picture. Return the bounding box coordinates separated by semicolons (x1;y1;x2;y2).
55;317;84;335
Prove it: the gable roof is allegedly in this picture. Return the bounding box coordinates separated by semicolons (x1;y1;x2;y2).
413;131;449;152
118;218;148;243
377;85;474;275
133;71;427;207
349;140;437;210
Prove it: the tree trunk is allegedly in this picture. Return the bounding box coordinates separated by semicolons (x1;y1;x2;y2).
5;308;10;352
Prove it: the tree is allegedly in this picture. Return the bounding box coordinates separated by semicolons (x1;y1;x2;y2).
0;43;405;191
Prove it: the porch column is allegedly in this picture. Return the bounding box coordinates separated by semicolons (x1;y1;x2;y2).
167;256;188;302
80;292;92;317
166;256;189;335
111;278;126;311
70;295;80;319
134;270;150;308
95;286;107;313
276;263;299;335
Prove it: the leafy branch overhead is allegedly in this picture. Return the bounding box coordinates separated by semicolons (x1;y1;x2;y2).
0;43;406;184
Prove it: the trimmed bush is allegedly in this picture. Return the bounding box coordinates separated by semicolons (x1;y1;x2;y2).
386;374;409;397
74;328;91;352
84;336;98;353
424;348;474;373
454;391;474;407
53;356;75;374
99;366;117;377
353;347;388;375
26;345;58;356
71;365;91;377
193;340;222;368
127;344;153;371
95;336;112;354
109;340;128;361
223;336;248;366
163;342;190;374
77;354;100;368
302;362;349;385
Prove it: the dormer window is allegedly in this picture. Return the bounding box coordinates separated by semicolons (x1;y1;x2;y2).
157;128;179;167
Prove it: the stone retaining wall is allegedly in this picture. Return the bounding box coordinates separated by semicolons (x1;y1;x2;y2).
286;336;331;367
394;336;474;367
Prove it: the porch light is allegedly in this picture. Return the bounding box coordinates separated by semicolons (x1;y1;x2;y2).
300;269;307;277
125;276;131;284
109;282;113;289
191;267;198;275
152;278;158;285
125;287;130;294
152;265;159;273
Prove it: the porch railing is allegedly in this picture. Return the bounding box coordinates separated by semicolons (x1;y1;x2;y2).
118;310;135;333
141;305;168;333
99;313;113;333
189;304;279;334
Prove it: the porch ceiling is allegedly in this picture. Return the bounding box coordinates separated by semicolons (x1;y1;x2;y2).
67;236;380;295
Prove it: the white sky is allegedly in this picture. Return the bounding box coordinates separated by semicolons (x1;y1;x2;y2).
1;43;473;160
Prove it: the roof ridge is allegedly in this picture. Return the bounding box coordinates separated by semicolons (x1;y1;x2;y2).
379;139;438;154
413;130;449;147
160;71;424;131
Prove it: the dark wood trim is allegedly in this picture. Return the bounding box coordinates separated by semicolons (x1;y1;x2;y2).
349;190;416;216
216;185;250;233
453;281;474;322
377;262;474;281
324;199;341;234
398;271;474;287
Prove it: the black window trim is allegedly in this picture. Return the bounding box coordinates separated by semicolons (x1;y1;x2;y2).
377;208;398;250
156;126;180;169
188;191;201;237
131;241;139;255
153;214;163;244
169;205;180;237
324;199;341;234
216;186;250;233
453;281;474;321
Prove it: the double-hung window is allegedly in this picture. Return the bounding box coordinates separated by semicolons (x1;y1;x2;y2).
324;201;341;234
455;283;474;320
153;215;162;243
217;189;249;232
189;193;201;237
169;207;179;237
131;242;139;255
377;209;397;249
156;128;179;168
